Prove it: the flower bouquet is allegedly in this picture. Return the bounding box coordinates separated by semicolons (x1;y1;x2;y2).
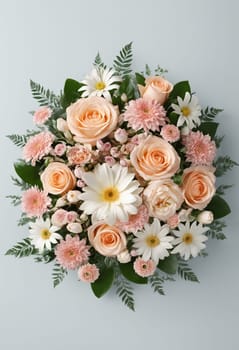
6;43;237;310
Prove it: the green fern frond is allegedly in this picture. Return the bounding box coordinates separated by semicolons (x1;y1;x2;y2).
94;52;106;68
177;261;199;282
216;184;233;196
201;107;223;122
149;273;166;295
214;156;239;177
30;80;60;108
17;214;35;227
113;42;133;78
11;176;30;191
5;238;36;258
52;263;68;287
7;134;28;147
6;195;21;206
206;220;227;240
114;274;135;311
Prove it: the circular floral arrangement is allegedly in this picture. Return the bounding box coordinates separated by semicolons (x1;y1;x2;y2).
6;43;236;311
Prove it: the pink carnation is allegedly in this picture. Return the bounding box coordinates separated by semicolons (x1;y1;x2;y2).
161;124;180;143
167;214;180;229
55;234;90;270
133;257;156;277
116;205;149;234
66;211;78;223
54;143;66;156
183;131;216;165
123;98;166;132
21;187;51;217
78;263;100;283
33;107;52;125
67;145;91;165
23;131;54;165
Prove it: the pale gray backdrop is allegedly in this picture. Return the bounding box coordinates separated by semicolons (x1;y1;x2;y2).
1;0;239;349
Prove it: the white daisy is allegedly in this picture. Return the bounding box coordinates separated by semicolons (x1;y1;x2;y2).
171;92;201;129
171;221;208;260
133;219;174;264
79;66;121;101
29;217;62;252
79;163;142;225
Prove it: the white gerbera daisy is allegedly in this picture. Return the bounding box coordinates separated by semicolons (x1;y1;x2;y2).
29;217;62;252
133;219;174;264
79;66;121;101
171;92;201;129
79;163;142;225
171;221;208;260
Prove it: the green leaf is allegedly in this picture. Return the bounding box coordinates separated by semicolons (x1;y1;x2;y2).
6;195;21;206
216;184;233;196
94;52;106;68
206;220;227;240
135;72;145;85
113;42;133;78
157;255;178;275
214;156;239;177
169;81;191;100
14;161;42;188
62;78;82;108
177;260;199;282
52;263;68;288
201;107;223;122
91;267;114;298
199;122;219;138
119;262;147;284
119;76;137;100
5;238;36;258
206;195;231;219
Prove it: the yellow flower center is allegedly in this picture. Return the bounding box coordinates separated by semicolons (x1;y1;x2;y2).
182;232;193;244
181;106;191;117
40;229;51;240
146;235;160;248
95;81;106;90
101;187;119;202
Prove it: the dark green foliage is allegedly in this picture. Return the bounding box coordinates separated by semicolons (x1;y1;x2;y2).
91;267;114;298
149;273;174;295
14;161;42;188
157;255;178;275
94;52;106;68
6;195;21;206
206;220;227;240
214;156;238;177
177;260;199;282
206;195;231;219
7;134;28;147
52;263;68;287
61;78;83;108
113;42;133;78
5;238;36;258
119;262;147;284
198;122;218;138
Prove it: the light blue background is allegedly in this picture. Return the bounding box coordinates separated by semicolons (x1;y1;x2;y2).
1;0;239;349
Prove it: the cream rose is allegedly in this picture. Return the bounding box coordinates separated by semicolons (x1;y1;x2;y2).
88;222;127;257
182;166;216;210
66;96;119;144
41;162;76;195
130;135;180;181
138;76;173;104
143;179;184;221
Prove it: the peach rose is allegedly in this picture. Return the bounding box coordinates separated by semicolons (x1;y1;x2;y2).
88;221;127;257
143;179;184;221
130;135;180;181
66;96;119;144
41;162;76;195
182;166;216;210
138;76;173;104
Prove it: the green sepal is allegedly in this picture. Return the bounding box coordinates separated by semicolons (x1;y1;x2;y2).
62;78;83;108
198;122;219;138
91;267;114;298
206;195;231;219
14;161;42;188
157;255;178;275
119;262;147;284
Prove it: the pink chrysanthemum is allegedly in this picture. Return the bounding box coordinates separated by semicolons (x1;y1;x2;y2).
133;257;156;277
161;124;180;143
78;263;100;283
21;187;51;217
123;98;166;132
55;234;90;270
183;131;216;165
116;205;149;234
23;131;55;165
33;107;52;125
